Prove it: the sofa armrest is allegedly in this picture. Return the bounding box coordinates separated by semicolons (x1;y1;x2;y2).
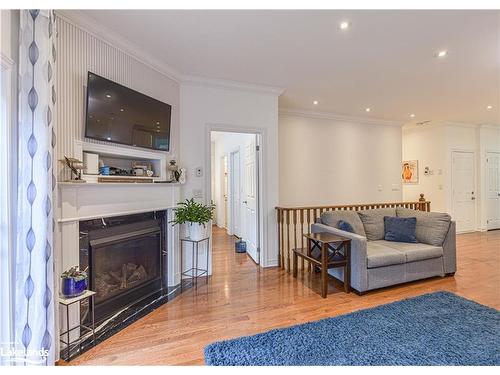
311;223;368;292
442;221;456;274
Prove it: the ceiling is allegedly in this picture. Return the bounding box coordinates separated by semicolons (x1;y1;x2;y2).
76;10;499;125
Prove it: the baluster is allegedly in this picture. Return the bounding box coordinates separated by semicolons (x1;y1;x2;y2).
300;209;305;270
293;209;298;272
285;209;290;272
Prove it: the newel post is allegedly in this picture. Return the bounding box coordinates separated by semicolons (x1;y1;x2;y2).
418;193;428;211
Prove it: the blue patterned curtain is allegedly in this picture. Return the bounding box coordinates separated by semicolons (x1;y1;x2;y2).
14;10;56;366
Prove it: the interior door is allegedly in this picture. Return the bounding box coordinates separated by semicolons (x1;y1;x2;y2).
230;150;242;237
242;136;259;264
222;156;228;229
486;152;500;230
452;151;476;233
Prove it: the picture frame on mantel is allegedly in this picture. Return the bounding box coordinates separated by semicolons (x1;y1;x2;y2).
402;160;419;184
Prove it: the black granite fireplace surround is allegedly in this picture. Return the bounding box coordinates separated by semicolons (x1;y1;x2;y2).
80;211;167;323
72;211;177;359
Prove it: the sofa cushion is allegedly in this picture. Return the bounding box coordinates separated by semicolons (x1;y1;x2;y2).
357;208;396;241
384;216;418;243
366;241;406;268
396;208;451;246
320;211;366;237
375;240;443;262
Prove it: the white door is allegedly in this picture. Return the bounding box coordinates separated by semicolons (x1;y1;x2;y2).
452;151;476;233
222;156;228;229
486;152;500;230
242;136;259;264
229;150;242;237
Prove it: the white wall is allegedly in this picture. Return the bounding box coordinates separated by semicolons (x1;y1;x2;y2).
55;14;180;181
179;83;280;268
403;123;500;230
279;113;404;206
211;132;254;231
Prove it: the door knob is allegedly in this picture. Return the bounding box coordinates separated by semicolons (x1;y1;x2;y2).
243;200;248;204
471;197;476;200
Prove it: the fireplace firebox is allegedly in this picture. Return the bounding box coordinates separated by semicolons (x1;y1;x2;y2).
79;212;167;323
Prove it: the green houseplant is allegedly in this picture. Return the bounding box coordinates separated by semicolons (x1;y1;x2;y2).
170;198;215;240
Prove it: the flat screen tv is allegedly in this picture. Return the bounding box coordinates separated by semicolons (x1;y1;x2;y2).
85;72;171;151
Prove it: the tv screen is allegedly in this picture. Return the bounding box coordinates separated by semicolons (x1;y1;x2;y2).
85;72;171;151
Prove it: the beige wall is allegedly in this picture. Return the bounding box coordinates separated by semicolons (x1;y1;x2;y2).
278;113;404;207
403;123;500;230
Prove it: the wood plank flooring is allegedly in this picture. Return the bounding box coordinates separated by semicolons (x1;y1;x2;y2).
70;227;500;365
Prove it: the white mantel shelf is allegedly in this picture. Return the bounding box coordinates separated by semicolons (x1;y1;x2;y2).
58;182;181;188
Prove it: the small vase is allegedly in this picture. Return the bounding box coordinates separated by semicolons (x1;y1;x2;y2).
187;222;207;241
61;277;87;298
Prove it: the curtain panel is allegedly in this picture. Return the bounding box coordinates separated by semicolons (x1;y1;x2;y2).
14;9;56;366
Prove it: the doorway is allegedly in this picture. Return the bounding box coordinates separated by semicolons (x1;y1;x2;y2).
452;150;476;233
210;131;261;265
486;152;500;230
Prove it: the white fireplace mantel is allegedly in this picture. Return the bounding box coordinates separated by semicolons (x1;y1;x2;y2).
56;182;181;288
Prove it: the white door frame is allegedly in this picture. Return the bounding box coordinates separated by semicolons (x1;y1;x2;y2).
451;149;477;233
206;124;265;268
485;150;500;230
229;148;242;237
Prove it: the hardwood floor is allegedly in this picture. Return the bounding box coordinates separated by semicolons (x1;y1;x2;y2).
70;227;500;365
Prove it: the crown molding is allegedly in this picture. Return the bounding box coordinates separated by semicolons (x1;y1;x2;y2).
279;108;403;127
55;10;182;83
181;74;285;96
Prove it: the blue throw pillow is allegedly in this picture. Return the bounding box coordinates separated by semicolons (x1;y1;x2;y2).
337;220;354;233
384;216;418;243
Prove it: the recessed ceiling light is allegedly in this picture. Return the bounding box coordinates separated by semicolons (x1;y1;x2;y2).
410;114;416;118
339;21;350;30
436;50;447;58
365;108;371;112
486;105;493;110
106;94;111;98
120;108;124;112
313;100;319;105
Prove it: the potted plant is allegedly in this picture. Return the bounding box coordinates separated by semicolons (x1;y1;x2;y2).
61;266;88;298
170;198;215;240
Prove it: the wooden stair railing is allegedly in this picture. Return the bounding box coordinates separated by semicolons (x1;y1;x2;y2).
275;194;431;271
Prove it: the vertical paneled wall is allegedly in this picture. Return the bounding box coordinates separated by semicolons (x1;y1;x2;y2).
55;16;180;181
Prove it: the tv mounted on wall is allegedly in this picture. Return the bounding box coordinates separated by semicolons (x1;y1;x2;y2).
85;72;171;151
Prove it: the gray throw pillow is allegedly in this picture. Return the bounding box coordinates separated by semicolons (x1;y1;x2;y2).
396;207;451;246
357;208;396;241
320;211;366;237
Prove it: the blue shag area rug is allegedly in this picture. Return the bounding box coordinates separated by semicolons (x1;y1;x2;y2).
204;291;500;365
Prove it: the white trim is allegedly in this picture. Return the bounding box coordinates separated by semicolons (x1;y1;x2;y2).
0;52;14;361
55;10;182;83
205;125;268;267
181;75;285;96
55;10;286;97
279;108;403;127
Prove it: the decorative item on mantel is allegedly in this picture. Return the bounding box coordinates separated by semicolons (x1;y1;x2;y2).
167;159;180;182
61;266;88;298
60;156;86;182
170;198;215;240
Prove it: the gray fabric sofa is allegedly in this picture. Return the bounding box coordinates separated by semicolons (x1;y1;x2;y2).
311;207;456;293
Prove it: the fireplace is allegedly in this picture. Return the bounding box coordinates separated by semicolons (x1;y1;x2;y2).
80;211;167;323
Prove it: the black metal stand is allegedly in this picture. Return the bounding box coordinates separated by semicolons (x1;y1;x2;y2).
180;236;210;291
59;290;96;361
